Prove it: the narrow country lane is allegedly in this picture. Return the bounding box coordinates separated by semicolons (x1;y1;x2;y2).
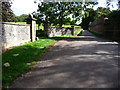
10;30;119;88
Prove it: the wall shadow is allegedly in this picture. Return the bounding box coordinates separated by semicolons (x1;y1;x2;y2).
8;30;119;88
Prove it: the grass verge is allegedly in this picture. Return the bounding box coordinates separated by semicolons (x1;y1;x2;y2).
87;29;120;42
77;29;83;36
87;29;104;37
2;37;63;88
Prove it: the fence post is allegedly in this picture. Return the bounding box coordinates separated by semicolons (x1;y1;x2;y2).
27;14;37;42
71;25;74;35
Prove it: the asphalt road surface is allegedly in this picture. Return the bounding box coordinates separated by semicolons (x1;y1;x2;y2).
10;30;119;88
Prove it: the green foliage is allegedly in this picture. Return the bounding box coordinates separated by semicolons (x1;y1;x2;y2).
105;10;120;39
87;10;120;41
81;9;97;30
88;29;104;37
2;28;83;88
2;2;16;22
33;2;83;27
81;7;111;30
32;2;84;36
107;10;120;19
81;13;91;30
88;29;120;42
56;2;82;27
16;14;28;22
2;37;60;88
96;7;111;15
63;17;71;25
33;2;56;24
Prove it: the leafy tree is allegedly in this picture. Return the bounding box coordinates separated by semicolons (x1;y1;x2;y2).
107;10;120;19
81;2;112;30
35;1;102;35
16;14;28;22
64;17;71;25
70;2;83;25
55;2;73;27
33;2;83;36
81;2;99;29
81;11;91;30
2;1;16;22
96;7;111;15
33;2;57;36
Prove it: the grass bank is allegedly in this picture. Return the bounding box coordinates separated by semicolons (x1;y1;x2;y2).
2;37;65;88
88;29;120;42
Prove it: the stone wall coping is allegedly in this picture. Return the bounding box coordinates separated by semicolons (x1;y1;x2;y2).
50;27;73;29
2;22;30;26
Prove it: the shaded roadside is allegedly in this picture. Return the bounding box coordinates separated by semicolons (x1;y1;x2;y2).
10;30;119;88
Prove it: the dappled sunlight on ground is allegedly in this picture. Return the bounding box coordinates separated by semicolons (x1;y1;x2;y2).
10;30;119;88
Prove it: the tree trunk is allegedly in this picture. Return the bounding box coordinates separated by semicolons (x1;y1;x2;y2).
60;15;64;27
60;6;64;27
44;21;49;37
38;23;40;30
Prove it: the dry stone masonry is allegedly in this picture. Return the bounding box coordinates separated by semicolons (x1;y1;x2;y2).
48;26;74;37
1;15;37;52
89;15;105;34
1;22;30;50
89;15;120;38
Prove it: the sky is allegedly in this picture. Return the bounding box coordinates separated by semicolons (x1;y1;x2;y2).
11;0;119;16
11;0;38;16
93;0;118;10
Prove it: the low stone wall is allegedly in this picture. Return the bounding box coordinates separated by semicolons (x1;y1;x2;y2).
1;22;30;50
48;27;74;37
104;17;120;38
74;27;81;31
89;15;105;34
89;15;120;39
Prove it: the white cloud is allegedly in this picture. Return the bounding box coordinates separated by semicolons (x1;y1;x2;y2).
11;0;38;16
109;0;118;10
93;0;107;10
93;0;118;10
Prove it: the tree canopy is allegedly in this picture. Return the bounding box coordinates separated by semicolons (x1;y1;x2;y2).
16;14;28;22
81;6;111;30
2;1;16;22
33;0;117;35
33;2;84;27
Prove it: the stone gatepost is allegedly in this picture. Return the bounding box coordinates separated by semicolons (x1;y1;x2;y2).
27;14;37;42
71;25;74;35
